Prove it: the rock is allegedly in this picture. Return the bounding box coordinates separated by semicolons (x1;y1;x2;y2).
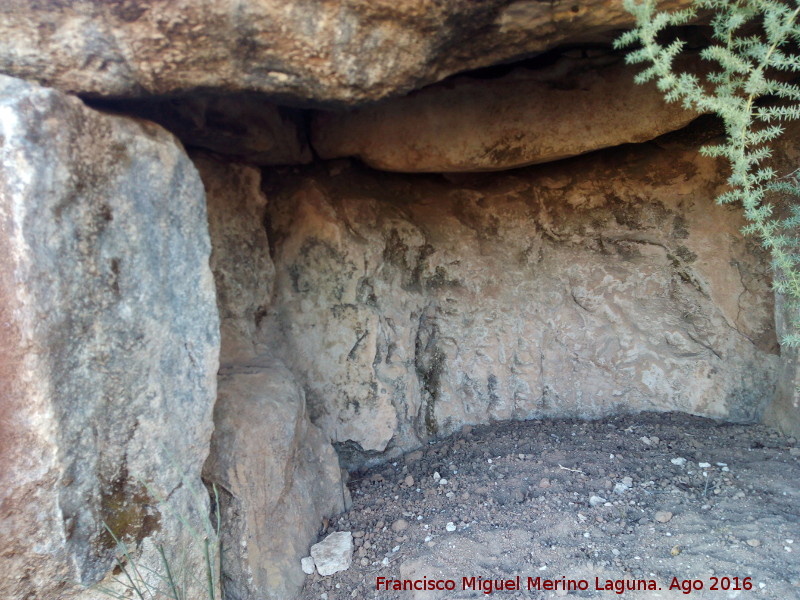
311;55;701;172
446;522;457;532
589;495;608;507
311;532;354;576
263;131;779;464
391;519;409;533
747;539;762;547
301;556;316;575
654;511;674;523
203;366;346;600
102;95;311;166
763;123;800;437
195;153;274;363
671;457;688;466
0;0;694;104
0;75;219;600
614;477;634;495
404;475;415;487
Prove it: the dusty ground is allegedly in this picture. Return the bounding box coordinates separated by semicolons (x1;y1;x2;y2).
298;412;800;600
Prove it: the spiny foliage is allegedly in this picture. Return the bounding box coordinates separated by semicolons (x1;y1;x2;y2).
615;0;800;346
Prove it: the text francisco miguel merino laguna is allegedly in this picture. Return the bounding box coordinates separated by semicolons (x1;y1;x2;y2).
378;575;676;595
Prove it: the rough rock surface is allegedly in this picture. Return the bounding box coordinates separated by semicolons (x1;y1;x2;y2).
196;153;274;362
203;367;346;600
311;55;701;172
198;152;345;600
263;126;779;464
0;75;219;599
0;0;692;104
310;531;354;576
763;125;800;437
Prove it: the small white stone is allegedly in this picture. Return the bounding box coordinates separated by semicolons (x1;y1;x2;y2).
301;556;315;575
445;522;457;532
439;478;448;485
698;462;711;468
670;457;687;466
589;495;607;507
433;471;441;481
310;532;354;576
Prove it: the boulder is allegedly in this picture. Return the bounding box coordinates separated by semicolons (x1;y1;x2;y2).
203;367;346;600
0;75;219;599
311;54;702;172
0;0;693;104
263;129;779;464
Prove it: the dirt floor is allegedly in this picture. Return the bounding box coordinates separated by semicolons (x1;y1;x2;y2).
297;412;800;600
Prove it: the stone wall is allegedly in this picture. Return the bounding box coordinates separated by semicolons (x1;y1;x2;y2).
196;154;346;600
262;126;780;465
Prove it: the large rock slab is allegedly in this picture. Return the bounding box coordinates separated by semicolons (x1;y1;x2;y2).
763;123;800;436
311;54;701;172
195;153;274;362
203;367;345;600
0;75;219;599
263;129;779;463
197;151;345;600
0;0;693;104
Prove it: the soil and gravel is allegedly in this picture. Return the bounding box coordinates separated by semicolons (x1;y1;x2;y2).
298;412;800;600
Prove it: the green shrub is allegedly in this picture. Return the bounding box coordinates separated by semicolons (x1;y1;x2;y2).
615;0;800;345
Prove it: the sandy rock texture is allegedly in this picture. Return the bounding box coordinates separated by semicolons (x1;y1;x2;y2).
0;0;692;104
311;54;701;172
196;154;275;362
0;75;219;599
263;126;779;464
204;367;346;600
198;153;346;600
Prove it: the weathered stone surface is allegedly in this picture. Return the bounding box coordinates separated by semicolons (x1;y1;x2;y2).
198;152;344;600
203;367;345;600
99;95;311;165
263;128;779;463
310;531;354;576
311;54;702;172
195;153;274;363
0;75;219;599
0;0;692;104
763;124;800;436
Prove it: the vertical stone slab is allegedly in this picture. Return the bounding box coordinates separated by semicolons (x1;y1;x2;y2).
764;294;800;435
0;75;219;598
196;153;345;600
